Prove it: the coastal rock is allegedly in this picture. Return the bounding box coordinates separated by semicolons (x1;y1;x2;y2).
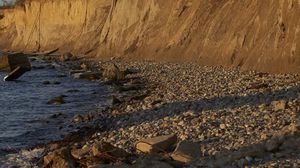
103;63;125;81
47;96;66;105
43;147;76;168
92;142;129;160
71;145;91;160
72;114;84;123
136;134;177;153
171;141;200;163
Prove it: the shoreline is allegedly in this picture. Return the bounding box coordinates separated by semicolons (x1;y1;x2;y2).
2;56;300;167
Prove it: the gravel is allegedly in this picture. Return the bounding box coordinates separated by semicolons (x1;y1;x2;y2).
81;60;300;167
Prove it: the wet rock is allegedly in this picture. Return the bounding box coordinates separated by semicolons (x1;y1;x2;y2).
47;96;66;105
171;141;200;163
136;134;177;153
73;72;102;80
43;147;76;168
43;80;51;85
103;63;125;81
71;145;91;160
73;114;84;123
271;100;287;111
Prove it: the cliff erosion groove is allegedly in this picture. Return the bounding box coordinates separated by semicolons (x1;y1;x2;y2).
0;0;299;73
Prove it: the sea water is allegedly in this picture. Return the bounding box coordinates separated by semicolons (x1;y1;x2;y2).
0;56;110;155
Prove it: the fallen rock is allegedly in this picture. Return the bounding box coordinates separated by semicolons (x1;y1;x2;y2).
92;142;129;161
171;141;200;163
103;63;125;81
271;100;287;111
136;134;177;153
71;145;91;160
47;96;66;105
43;147;76;168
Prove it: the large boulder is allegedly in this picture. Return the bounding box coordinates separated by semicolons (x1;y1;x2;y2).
43;147;76;168
102;63;125;81
136;134;177;153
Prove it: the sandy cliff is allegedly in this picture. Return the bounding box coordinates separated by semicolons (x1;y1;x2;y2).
0;0;299;73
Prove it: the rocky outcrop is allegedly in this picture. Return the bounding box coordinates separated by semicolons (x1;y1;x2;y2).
0;0;299;73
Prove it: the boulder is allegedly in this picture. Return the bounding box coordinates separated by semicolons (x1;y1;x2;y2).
71;145;91;160
72;114;84;123
103;63;125;81
92;142;129;161
136;134;177;153
171;141;200;163
47;96;66;105
43;147;76;168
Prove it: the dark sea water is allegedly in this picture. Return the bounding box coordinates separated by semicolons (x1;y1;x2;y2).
0;56;110;154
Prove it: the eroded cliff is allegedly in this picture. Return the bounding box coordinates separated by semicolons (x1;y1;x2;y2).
0;0;299;73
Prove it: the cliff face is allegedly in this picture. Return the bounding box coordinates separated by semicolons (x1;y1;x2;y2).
0;0;299;73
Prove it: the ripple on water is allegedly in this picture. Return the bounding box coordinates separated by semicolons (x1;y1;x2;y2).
0;58;110;151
